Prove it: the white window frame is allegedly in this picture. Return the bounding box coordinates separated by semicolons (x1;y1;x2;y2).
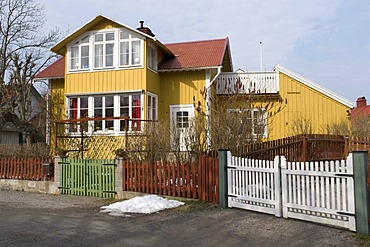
147;92;158;121
93;31;115;69
119;30;143;68
147;43;158;71
68;35;91;71
66;91;144;135
66;28;144;73
227;108;268;138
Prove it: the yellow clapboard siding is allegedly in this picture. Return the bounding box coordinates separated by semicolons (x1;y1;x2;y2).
65;68;146;94
267;72;351;140
159;70;205;120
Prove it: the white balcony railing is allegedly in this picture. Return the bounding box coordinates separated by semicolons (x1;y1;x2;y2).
214;71;279;95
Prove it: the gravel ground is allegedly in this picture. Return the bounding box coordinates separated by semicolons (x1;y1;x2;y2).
0;190;369;247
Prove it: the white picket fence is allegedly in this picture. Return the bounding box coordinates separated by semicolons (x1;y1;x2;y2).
227;152;356;231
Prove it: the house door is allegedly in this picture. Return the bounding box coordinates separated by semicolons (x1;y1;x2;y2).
170;105;194;151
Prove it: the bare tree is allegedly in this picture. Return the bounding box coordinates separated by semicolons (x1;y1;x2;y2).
0;0;60;143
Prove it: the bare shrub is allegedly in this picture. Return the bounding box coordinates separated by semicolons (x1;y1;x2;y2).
0;143;49;158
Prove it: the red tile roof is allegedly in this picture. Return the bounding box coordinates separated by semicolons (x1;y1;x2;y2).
34;37;229;79
159;38;229;71
34;58;65;79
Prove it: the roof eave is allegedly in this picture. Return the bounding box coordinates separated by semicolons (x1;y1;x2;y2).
51;15;173;55
273;64;354;108
159;66;220;72
34;76;65;80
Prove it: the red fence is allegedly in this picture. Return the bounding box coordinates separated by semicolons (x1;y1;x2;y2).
0;157;53;181
122;155;219;203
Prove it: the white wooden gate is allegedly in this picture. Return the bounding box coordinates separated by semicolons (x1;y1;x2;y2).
227;152;356;231
228;156;282;217
281;155;356;231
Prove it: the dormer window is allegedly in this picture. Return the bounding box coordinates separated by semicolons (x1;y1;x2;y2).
67;28;144;73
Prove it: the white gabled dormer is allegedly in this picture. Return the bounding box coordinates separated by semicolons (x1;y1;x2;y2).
66;27;145;73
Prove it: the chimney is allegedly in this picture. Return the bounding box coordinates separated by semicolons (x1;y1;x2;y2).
137;20;155;37
356;96;367;108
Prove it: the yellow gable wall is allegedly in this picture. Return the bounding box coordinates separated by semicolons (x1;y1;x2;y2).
268;72;351;140
159;70;205;120
88;19;123;31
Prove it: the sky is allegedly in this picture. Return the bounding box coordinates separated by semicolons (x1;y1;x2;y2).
38;0;370;104
100;194;184;216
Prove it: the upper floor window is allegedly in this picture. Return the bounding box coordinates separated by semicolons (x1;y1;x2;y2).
147;44;157;71
94;32;115;69
119;31;142;67
70;35;90;70
67;28;144;73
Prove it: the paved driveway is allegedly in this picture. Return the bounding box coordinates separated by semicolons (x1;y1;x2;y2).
0;190;367;247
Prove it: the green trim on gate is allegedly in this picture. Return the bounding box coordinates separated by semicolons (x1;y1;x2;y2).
218;149;229;209
353;151;370;234
60;158;116;198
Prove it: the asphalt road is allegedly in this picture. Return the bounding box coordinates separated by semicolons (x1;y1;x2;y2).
0;190;367;247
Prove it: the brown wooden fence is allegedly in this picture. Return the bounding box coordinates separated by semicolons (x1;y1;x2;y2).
0;157;53;181
231;134;370;184
231;134;351;162
122;155;219;203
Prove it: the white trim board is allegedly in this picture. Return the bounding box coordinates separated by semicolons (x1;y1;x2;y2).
273;64;354;108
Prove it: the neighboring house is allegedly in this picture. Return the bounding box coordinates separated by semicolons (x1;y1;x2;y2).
0;85;45;144
350;96;370;136
35;15;353;156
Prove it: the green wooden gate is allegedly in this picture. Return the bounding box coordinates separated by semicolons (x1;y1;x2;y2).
59;158;116;198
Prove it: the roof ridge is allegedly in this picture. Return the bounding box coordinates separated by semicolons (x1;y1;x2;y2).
164;37;228;46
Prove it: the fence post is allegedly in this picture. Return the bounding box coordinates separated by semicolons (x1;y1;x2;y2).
352;151;370;234
115;157;123;199
301;136;308;162
53;156;61;194
218;149;229;209
274;156;282;217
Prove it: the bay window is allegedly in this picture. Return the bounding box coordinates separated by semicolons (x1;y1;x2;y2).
67;92;143;134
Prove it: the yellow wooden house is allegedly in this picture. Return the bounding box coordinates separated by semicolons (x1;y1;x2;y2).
35;15;353;158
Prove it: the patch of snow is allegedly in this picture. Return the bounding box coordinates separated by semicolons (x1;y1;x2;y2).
100;195;185;216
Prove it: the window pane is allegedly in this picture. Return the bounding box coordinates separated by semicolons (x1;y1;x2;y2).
94;44;103;68
95;33;103;42
120;31;129;39
106;32;115;41
81;35;89;44
132;40;141;65
120;41;129;66
81;46;89;69
94;97;102;108
70;47;79;69
105;43;114;67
